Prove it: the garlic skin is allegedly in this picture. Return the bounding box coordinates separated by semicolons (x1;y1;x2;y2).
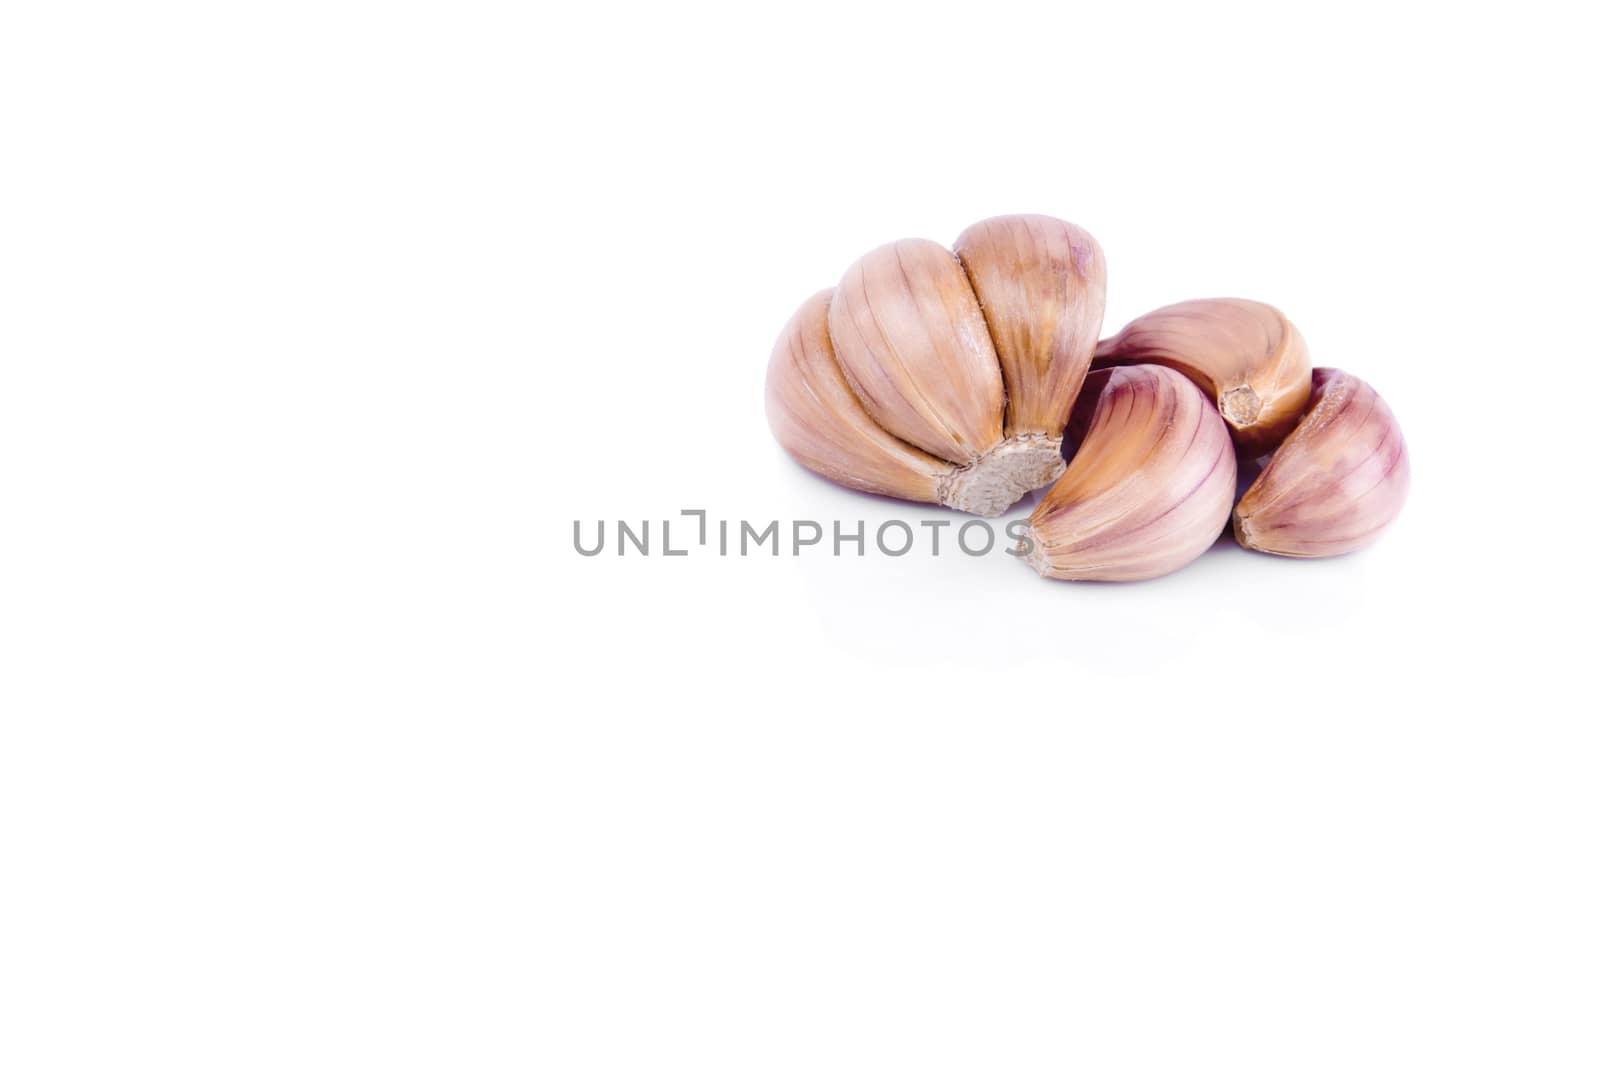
1234;368;1410;557
953;215;1106;437
828;238;1006;465
766;216;1109;516
765;290;954;503
1020;365;1236;582
1094;298;1311;452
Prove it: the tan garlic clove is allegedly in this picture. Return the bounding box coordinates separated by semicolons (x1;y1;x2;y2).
953;214;1107;438
765;290;955;503
1094;298;1312;452
1234;368;1410;558
828;238;1006;465
1019;365;1236;582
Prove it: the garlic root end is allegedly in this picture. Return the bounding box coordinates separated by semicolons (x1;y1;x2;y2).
1219;386;1262;428
936;434;1064;517
1016;521;1051;576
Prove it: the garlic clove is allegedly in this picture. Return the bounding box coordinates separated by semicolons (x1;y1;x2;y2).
953;214;1107;438
1094;298;1312;452
1020;365;1236;582
765;290;955;504
827;238;1006;466
1233;368;1410;557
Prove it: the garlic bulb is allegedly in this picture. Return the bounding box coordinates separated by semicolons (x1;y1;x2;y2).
1234;368;1410;557
1019;365;1236;582
765;215;1106;516
1094;298;1311;452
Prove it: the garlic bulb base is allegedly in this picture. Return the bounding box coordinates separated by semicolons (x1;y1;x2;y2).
1232;514;1269;554
935;434;1064;517
1219;386;1262;427
1015;521;1051;576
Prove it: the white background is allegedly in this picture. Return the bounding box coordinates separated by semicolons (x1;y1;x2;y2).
2;1;1596;1063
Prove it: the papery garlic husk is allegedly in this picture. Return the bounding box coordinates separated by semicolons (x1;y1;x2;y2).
1094;298;1312;453
1019;365;1236;582
765;216;1107;517
1233;368;1410;557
